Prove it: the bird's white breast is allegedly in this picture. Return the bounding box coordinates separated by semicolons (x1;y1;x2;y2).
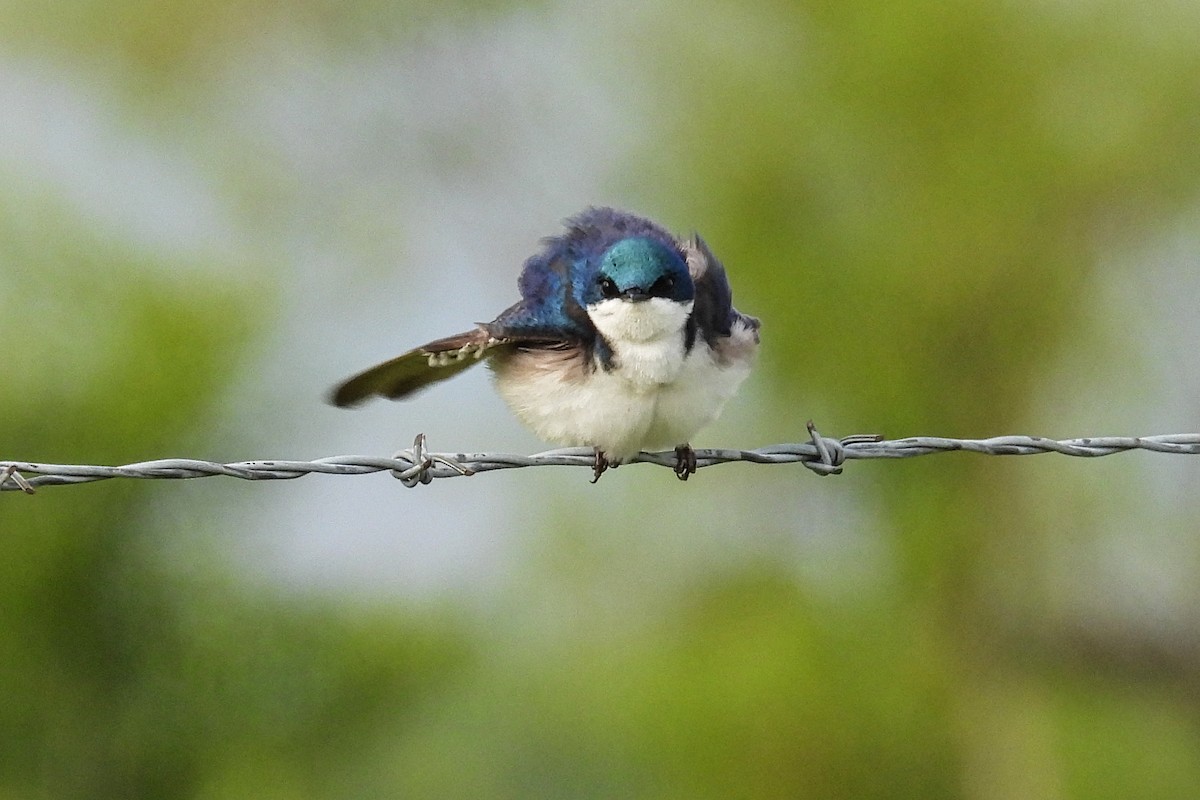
491;299;757;462
587;297;693;387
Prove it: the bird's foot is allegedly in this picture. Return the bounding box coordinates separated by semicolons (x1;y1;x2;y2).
591;448;613;483
673;444;697;481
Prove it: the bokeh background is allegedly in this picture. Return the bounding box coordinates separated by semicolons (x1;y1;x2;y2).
3;0;1200;797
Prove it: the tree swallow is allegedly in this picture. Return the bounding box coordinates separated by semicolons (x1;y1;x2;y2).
330;207;760;481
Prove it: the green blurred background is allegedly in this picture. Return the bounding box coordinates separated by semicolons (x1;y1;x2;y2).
3;0;1200;797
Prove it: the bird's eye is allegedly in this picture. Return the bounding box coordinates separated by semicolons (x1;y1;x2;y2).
598;277;620;299
649;275;674;297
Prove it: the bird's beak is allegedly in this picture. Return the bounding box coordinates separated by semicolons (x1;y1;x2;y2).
621;288;651;303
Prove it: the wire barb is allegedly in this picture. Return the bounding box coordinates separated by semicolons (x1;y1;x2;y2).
3;430;1200;492
1;464;36;494
801;420;884;476
391;433;475;488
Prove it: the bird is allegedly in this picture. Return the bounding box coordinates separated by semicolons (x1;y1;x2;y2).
329;207;760;482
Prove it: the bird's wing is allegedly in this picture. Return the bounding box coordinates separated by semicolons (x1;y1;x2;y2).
681;235;760;347
329;327;511;407
329;304;579;407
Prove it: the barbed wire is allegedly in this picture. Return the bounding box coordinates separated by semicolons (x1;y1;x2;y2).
4;425;1200;494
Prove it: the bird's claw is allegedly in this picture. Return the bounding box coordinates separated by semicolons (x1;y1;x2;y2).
591;448;612;483
673;444;697;481
591;446;694;482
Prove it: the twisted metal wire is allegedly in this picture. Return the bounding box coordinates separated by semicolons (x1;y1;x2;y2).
4;425;1200;493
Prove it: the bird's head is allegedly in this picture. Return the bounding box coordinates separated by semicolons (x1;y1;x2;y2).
585;236;694;305
578;235;695;344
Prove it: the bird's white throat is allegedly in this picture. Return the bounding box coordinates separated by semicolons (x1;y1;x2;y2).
586;297;694;388
586;297;693;344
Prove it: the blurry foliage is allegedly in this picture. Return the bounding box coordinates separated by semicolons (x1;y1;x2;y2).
628;3;1200;799
0;0;535;100
381;570;959;799
0;186;254;462
0;186;468;797
641;0;1200;433
3;0;1200;798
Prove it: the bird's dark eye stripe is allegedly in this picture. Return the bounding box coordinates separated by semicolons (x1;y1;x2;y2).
598;276;620;299
649;275;674;296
